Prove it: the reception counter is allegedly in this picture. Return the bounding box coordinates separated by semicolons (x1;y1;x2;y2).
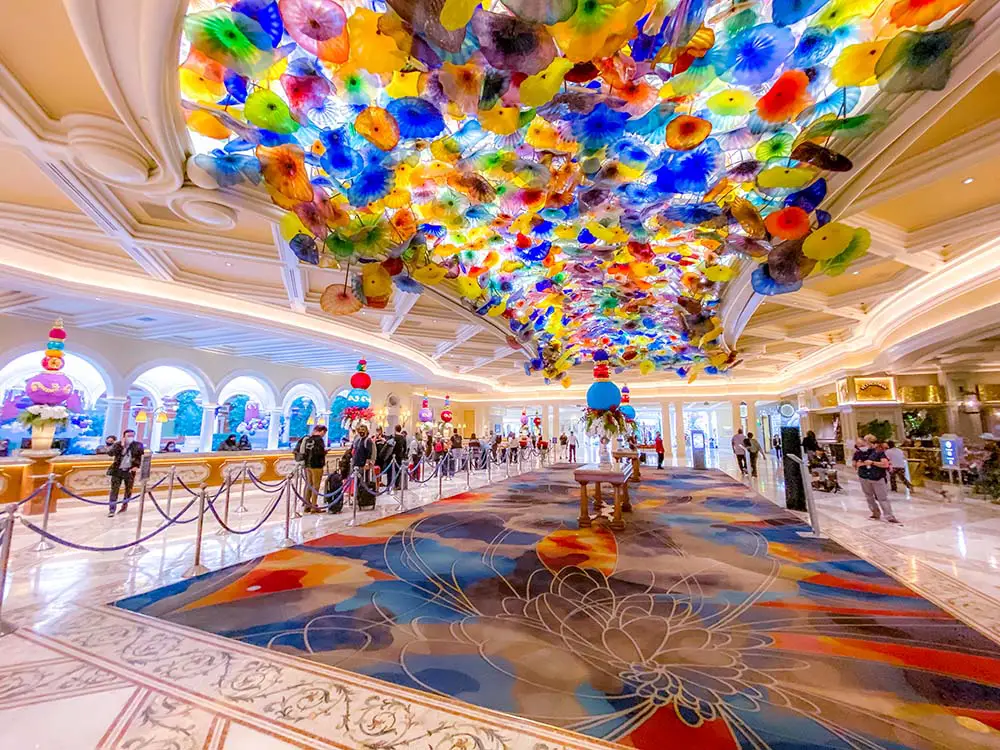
0;448;348;515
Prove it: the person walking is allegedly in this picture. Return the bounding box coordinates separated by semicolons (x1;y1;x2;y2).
106;429;144;517
884;440;913;493
294;425;328;512
853;434;898;523
568;431;578;462
654;432;664;469
802;430;819;455
746;432;762;477
731;428;748;475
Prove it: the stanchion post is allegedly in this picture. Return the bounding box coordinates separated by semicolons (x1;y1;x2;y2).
790;455;824;538
466;451;471;490
165;466;176;518
487;453;492;483
236;460;249;513
438;461;444;500
348;467;360;528
281;475;296;547
216;471;233;536
31;474;56;552
293;466;303;519
0;504;17;635
123;477;150;559
182;485;210;577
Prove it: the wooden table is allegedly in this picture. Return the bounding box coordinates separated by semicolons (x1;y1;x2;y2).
612;450;641;482
573;464;631;530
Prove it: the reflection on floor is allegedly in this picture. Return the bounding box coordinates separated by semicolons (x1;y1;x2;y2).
116;465;1000;749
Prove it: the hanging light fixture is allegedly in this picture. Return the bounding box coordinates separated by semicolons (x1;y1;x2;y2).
135;410;148;423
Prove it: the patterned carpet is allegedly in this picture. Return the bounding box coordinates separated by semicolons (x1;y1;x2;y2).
116;466;1000;749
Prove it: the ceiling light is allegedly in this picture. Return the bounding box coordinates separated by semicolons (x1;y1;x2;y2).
225;261;232;267
852;271;860;275
963;178;975;185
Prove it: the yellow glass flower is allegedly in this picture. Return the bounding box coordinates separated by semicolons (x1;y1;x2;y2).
479;105;522;135
706;88;755;117
519;58;574;107
411;264;449;284
348;9;409;75
757;166;818;189
802;222;857;260
832;41;889;87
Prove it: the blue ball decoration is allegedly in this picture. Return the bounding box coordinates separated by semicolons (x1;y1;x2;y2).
620;404;636;420
587;380;621;411
346;388;371;407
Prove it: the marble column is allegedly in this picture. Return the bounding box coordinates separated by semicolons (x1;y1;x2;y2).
148;418;163;452
546;404;555;438
730;399;744;437
672;401;687;459
840;406;857;457
267;408;282;449
746;400;758;439
102;396;126;439
199;403;219;453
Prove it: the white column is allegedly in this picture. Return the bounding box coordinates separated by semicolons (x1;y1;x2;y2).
199;403;218;453
730;399;743;436
546;404;554;438
149;418;163;452
102;396;126;438
660;402;672;457
673;401;687;459
267;408;282;449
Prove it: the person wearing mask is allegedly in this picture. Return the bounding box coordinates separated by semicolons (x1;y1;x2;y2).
391;425;408;487
162;441;180;453
352;425;377;509
884;440;913;493
558;432;568;461
218;434;238;451
106;429;144;517
746;432;762;478
654;432;665;469
568;431;578;462
96;435;116;455
468;432;482;469
853;434;898;523
731;428;748;476
237;434;252;451
294;425;328;512
449;429;463;477
802;430;819;455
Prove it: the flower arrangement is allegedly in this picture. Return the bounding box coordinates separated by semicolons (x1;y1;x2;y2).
18;404;70;428
342;406;374;424
583;407;635;440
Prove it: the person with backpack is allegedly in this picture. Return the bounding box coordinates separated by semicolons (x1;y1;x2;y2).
294;425;328;512
392;425;408;487
449;430;463;477
352;424;377;509
745;431;762;478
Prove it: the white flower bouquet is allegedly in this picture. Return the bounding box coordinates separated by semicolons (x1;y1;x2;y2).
18;404;70;428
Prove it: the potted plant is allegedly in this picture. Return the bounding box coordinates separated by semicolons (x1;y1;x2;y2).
857;418;894;443
18;404;70;450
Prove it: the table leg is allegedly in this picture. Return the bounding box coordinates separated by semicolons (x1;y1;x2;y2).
622;481;632;513
593;482;603;512
632;457;641;482
578;482;591;528
611;484;625;530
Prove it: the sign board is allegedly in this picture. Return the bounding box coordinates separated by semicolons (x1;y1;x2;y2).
691;431;705;450
139;453;153;481
739;402;748;418
940;434;963;469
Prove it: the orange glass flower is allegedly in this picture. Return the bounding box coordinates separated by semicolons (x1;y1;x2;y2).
257;144;313;202
764;207;811;240
890;0;968;27
666;115;712;150
355;106;399;150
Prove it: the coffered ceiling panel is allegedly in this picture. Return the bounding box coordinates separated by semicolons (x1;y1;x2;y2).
898;71;1000;160
0;145;81;212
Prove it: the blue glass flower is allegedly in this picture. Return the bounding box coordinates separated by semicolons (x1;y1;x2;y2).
193;150;261;187
752;263;802;296
387;97;446;138
771;0;827;28
319;127;364;178
289;233;319;265
347;164;393;206
725;24;795;87
792;27;834;68
785;178;826;212
570;104;630;151
232;0;284;47
661;202;722;225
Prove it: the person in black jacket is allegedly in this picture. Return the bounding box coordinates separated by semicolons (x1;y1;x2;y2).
391;425;407;487
352;425;377;508
107;430;144;517
295;425;328;512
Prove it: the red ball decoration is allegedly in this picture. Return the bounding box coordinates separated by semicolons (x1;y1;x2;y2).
350;358;372;390
48;326;67;340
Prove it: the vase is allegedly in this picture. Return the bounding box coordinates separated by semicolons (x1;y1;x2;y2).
31;421;57;450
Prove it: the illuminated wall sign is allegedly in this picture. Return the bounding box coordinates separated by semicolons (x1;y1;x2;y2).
739;402;748;418
854;377;896;402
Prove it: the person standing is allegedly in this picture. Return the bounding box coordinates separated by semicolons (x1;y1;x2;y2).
106;429;144;517
746;432;762;477
772;434;782;458
885;440;913;493
96;435;116;455
568;431;578;462
802;430;819;455
391;425;407;487
853;434;898;523
654;432;664;469
352;425;377;509
295;424;328;512
731;428;748;475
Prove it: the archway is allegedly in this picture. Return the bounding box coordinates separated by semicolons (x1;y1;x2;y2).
128;365;211;452
0;351;112;455
216;374;277;451
280;382;328;448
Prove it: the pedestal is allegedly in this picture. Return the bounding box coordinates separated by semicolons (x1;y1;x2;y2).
19;449;60;516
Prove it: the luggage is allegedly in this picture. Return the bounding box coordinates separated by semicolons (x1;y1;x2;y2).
356;470;376;509
325;474;344;513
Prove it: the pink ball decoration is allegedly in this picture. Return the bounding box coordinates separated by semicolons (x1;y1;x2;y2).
25;372;73;406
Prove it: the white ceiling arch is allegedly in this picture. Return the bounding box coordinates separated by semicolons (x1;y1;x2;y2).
128;363;212;408
216;371;278;411
280;381;328;416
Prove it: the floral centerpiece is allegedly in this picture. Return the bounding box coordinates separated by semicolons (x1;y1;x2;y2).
342;406;375;425
583;407;633;440
21;319;76;450
583;350;636;464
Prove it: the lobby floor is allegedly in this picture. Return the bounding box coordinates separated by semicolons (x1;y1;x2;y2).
3;454;1000;749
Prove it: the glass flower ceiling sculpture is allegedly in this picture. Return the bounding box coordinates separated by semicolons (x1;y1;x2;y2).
180;0;973;384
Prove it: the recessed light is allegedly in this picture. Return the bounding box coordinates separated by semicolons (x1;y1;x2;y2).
225;261;232;267
852;271;860;275
963;178;975;185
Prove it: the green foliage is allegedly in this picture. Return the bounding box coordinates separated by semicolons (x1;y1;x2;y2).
974;467;1000;504
288;397;315;440
857;418;894;442
173;390;203;437
225;394;249;432
903;409;939;438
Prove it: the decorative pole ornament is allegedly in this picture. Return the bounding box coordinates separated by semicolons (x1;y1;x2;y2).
343;359;374;427
520;408;529;427
620;385;636;422
20;319;74;450
418;391;433;423
586;350;621;411
440;394;453;424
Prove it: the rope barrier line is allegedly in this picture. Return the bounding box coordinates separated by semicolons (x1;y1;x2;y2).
206;491;284;535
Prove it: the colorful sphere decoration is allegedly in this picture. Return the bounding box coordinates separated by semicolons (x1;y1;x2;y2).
350;358;372;390
180;0;974;383
620;384;636;421
586;350;621;411
532;414;542;428
26;319;73;406
440;394;453;423
520;409;529;426
418;391;434;423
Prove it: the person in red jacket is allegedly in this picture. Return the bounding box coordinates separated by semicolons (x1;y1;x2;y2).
655;433;664;469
